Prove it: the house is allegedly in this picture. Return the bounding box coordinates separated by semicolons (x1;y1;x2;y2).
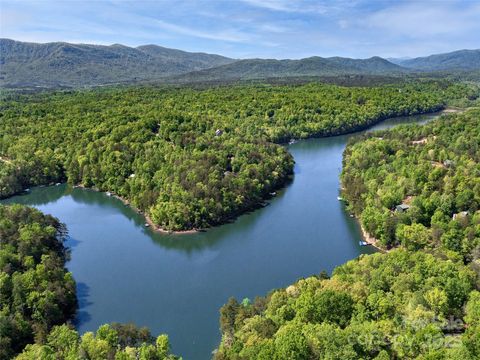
411;138;428;145
215;129;223;136
453;211;469;220
443;160;454;168
396;204;410;212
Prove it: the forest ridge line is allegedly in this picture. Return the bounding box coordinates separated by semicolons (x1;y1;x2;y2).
1;38;479;88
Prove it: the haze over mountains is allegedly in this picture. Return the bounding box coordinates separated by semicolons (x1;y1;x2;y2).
389;49;480;71
170;56;405;83
0;39;234;87
1;39;479;88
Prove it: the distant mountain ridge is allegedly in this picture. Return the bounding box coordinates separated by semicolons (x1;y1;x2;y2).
390;49;480;71
171;56;406;83
1;39;479;88
0;38;234;87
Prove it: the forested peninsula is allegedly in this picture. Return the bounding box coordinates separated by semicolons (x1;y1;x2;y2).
0;81;477;231
342;109;480;260
0;204;178;360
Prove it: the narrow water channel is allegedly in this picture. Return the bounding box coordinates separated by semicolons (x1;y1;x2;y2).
1;112;441;359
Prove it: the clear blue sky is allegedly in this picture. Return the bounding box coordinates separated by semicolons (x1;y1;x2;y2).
1;0;479;59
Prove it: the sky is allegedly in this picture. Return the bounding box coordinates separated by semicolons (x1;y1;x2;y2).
1;0;479;59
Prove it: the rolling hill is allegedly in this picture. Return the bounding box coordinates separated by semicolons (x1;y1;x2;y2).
2;39;479;88
169;56;407;83
0;38;235;87
390;49;480;71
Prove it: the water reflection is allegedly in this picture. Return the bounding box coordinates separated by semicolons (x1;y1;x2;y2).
75;282;93;325
5;184;68;206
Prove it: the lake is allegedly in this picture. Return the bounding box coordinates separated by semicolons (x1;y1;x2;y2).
1;112;441;359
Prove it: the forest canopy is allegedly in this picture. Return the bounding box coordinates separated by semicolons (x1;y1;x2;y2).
0;204;178;360
1;81;478;230
15;323;179;360
0;205;77;359
341;109;480;265
214;102;480;360
215;249;480;359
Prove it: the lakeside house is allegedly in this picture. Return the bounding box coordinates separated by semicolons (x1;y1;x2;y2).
411;138;428;145
443;159;454;168
453;211;469;220
395;204;410;212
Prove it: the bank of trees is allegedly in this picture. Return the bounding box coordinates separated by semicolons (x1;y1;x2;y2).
0;205;76;359
215;250;479;359
16;323;178;360
341;109;480;264
1;81;477;230
0;204;178;359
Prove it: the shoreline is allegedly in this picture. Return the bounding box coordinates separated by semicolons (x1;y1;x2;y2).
440;107;465;114
5;107;467;235
358;220;385;252
74;185;200;235
114;194;200;235
345;107;468;253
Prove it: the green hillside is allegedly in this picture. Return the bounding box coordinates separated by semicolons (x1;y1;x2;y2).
0;81;476;231
0;38;234;88
392;49;480;71
170;56;407;83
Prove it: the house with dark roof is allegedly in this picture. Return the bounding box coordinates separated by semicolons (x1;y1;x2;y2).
395;204;410;212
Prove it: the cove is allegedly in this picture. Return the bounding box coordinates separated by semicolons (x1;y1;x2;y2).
1;112;442;360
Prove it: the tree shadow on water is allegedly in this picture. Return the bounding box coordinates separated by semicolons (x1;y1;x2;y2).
66;236;81;249
0;184;68;207
74;282;93;326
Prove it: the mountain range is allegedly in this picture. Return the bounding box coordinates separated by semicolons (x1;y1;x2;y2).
389;49;480;71
0;38;234;87
169;56;405;83
1;39;479;88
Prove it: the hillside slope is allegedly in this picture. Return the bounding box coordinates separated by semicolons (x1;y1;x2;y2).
4;39;478;87
0;38;234;87
171;56;407;82
391;49;480;71
0;82;473;231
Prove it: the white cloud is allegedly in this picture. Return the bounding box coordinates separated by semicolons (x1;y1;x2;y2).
240;0;328;14
338;19;348;29
257;24;289;33
241;0;296;12
153;19;251;43
364;2;480;39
